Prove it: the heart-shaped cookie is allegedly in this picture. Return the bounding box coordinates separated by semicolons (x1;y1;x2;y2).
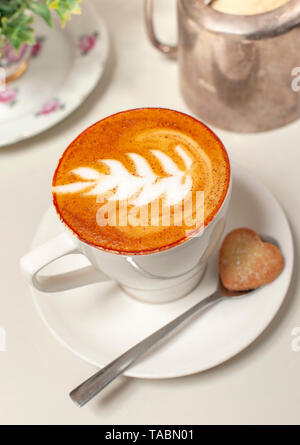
219;228;284;291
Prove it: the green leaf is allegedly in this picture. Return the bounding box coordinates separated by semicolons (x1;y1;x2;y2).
1;9;35;50
0;1;21;15
0;0;82;49
47;1;60;9
28;1;52;27
47;0;81;27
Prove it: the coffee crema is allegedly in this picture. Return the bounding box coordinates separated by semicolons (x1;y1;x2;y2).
53;108;230;254
211;0;290;15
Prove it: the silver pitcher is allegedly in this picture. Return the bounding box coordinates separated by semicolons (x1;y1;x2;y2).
145;0;300;132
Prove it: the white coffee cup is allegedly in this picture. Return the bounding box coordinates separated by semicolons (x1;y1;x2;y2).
20;174;231;304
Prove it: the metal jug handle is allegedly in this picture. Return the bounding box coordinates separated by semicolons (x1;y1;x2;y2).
144;0;178;57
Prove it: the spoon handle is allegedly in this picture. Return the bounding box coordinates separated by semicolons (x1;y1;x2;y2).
70;290;222;407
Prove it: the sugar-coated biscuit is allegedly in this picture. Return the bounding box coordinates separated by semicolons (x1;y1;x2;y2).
219;228;284;291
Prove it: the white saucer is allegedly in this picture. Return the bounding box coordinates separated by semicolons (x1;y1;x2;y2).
0;3;109;147
29;164;294;379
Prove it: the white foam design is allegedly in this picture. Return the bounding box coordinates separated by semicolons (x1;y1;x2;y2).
53;181;96;194
175;145;193;170
151;150;181;176
72;167;101;180
53;145;193;207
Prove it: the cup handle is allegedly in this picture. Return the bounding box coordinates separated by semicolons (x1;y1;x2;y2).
144;0;178;57
20;233;111;293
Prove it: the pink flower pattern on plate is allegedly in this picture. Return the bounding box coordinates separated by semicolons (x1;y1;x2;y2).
36;98;64;116
0;87;18;106
78;32;99;55
31;37;45;58
6;44;28;65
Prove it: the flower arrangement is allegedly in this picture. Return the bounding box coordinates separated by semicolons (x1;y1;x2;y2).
0;0;81;51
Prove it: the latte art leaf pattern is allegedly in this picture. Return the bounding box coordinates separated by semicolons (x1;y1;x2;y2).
53;145;193;207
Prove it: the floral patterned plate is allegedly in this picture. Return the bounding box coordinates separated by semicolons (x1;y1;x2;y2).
0;3;109;147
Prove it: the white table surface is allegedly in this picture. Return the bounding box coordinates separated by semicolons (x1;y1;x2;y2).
0;0;299;425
